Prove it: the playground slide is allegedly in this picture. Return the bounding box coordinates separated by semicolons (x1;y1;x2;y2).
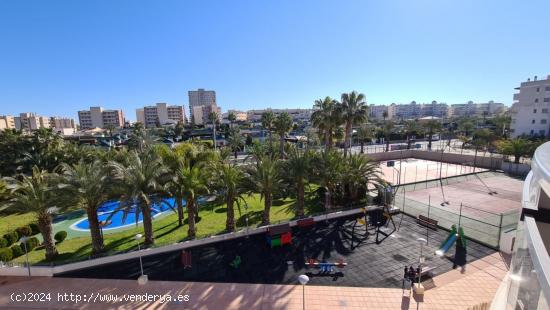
436;225;457;256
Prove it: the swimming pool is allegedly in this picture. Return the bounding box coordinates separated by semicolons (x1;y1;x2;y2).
71;197;186;231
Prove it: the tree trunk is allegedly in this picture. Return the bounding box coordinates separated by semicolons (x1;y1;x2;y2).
407;134;411;149
324;131;330;151
226;196;235;232
262;192;271;226
514;154;520;164
141;202;154;245
234;151;238;159
176;195;184;227
344;122;351;157
37;214;58;261
324;186;332;210
268;130;273;154
87;207;105;254
427;129;433;150
328;131;333;151
187;197;196;238
360;141;364;153
296;179;305;217
279;133;285;158
385;135;390;152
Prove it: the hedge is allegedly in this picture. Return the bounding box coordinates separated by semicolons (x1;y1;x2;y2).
23;237;39;251
10;244;23;258
0;247;13;262
16;226;32;237
3;231;19;247
54;231;67;243
0;237;7;248
29;223;40;236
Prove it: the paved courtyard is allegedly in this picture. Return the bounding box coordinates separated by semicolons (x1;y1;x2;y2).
58;214;497;289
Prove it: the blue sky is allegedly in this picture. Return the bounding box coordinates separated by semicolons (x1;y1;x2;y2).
1;0;549;121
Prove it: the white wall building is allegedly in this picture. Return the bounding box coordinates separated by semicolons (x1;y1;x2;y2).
222;110;248;123
450;101;506;118
136;103;185;128
14;112;50;130
188;89;216;124
368;105;389;120
0;115;16;131
78;106;125;129
510;75;550;138
246;108;314;123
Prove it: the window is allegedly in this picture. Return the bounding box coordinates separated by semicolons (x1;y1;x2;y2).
534;109;537;113
532;119;536;124
544;98;550;102
543;109;549;113
535;99;539;103
539;130;546;136
536;87;540;92
546;86;550;91
542;119;547;124
530;129;535;135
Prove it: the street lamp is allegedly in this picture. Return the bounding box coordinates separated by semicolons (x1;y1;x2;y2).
135;234;147;285
19;236;31;277
244;203;250;238
298;274;309;310
415;237;427;293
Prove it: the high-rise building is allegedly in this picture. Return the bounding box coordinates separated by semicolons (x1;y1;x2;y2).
0;115;16;131
136;103;185;128
78;106;125;129
450;101;506;118
188;89;216;123
510;75;550;138
14;112;50;130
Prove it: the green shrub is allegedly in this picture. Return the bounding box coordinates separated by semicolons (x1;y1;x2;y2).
29;223;40;236
16;226;32;237
23;237;39;250
10;244;23;258
3;231;19;246
54;231;67;243
0;247;13;262
0;237;7;248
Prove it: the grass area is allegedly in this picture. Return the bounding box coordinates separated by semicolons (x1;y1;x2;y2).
0;212;36;236
10;189;323;265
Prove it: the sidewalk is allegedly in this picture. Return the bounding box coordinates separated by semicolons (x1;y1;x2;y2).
0;252;508;309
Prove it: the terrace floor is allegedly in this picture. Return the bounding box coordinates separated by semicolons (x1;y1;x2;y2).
0;251;508;309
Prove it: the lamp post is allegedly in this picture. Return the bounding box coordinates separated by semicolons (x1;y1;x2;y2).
416;237;427;292
20;236;31;277
135;234;147;285
244;203;250;238
298;274;309;310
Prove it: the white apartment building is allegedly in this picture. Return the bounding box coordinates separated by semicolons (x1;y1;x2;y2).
193;104;221;126
14;112;50;130
223;110;248;123
450;100;506;118
246;108;314;123
49;117;77;135
78;106;125;129
188;89;216;123
0;115;16;131
368;105;389;120
510;75;550;138
136;103;185;128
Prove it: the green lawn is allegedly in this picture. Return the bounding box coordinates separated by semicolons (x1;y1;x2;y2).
0;212;36;236
10;189;323;265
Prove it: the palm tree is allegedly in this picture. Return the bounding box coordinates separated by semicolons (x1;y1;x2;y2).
243;155;282;225
227;127;244;159
173;163;209;238
382;111;388;122
492;114;511;138
313;150;343;210
423;119;442;151
284;147;311;217
109;150;167;245
343;154;382;202
4;167;65;260
497;138;534;164
311;97;342;150
210;162;245;232
340;91;368;157
357;124;373;154
158;148;186;227
470;128;495;169
261;111;275;153
273;112;293;158
58;160;111;254
383;121;394;152
458;119;475;137
208;112;218;150
227;112;237;128
403;120;417;149
105;124;116;148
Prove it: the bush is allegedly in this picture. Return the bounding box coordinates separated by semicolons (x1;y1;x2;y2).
3;231;19;246
16;226;32;237
0;237;7;248
29;223;40;236
23;237;39;251
0;247;13;262
54;231;67;243
10;244;23;258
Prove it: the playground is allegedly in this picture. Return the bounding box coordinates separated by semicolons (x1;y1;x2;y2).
57;212;497;289
379;158;487;185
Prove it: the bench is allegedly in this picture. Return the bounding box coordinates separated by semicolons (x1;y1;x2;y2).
416;215;438;229
420;266;435;277
297;218;315;229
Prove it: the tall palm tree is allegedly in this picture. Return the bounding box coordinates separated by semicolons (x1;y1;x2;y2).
492;114;511;138
4;167;65;260
173;163;209;238
109;150;167;245
208;112;218;150
403;120;417;149
210;162;245;232
273;112;293;158
311;97;342;150
157;148;186;227
227;112;237;128
497;138;535;164
340;91;368;157
243;155;282;225
227;127;244;159
261;111;275;154
343;154;382;202
58;160;112;254
313;150;343;210
357;124;373;154
284;147;311;217
383;121;394;152
423;119;442;151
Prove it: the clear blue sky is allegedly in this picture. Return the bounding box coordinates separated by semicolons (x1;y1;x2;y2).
1;0;549;121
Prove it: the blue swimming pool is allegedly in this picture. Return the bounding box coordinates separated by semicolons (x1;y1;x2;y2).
71;197;187;231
